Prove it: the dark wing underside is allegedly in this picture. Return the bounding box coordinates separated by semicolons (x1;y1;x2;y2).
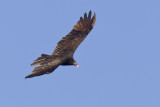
26;56;61;78
52;11;96;56
26;11;96;79
25;64;59;78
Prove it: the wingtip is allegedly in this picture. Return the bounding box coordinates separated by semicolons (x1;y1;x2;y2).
92;12;96;27
31;63;35;66
88;10;95;16
31;62;39;66
88;10;92;19
25;75;30;79
25;73;35;79
89;10;92;15
84;12;87;19
93;12;96;18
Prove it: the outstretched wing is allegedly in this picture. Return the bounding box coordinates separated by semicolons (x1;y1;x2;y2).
26;58;61;78
25;64;59;78
52;11;96;56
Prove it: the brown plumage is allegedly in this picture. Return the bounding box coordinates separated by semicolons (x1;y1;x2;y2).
25;11;96;78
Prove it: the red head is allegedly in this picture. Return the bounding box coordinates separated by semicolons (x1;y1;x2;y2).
73;61;79;67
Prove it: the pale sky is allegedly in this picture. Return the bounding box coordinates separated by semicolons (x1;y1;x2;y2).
0;0;160;107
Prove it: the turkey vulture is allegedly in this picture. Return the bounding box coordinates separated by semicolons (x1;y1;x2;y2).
25;11;96;78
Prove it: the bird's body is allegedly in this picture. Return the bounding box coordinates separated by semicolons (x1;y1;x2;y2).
25;11;96;78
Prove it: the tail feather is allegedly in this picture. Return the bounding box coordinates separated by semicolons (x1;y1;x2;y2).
31;54;50;66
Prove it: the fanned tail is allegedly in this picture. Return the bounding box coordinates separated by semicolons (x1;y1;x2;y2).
31;54;50;66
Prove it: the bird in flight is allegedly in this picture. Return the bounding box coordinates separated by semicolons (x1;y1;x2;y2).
25;11;96;78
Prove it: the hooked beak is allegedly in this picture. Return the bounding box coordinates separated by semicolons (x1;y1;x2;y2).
74;62;79;67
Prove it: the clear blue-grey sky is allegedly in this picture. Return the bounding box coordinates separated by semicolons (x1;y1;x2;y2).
0;0;160;107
